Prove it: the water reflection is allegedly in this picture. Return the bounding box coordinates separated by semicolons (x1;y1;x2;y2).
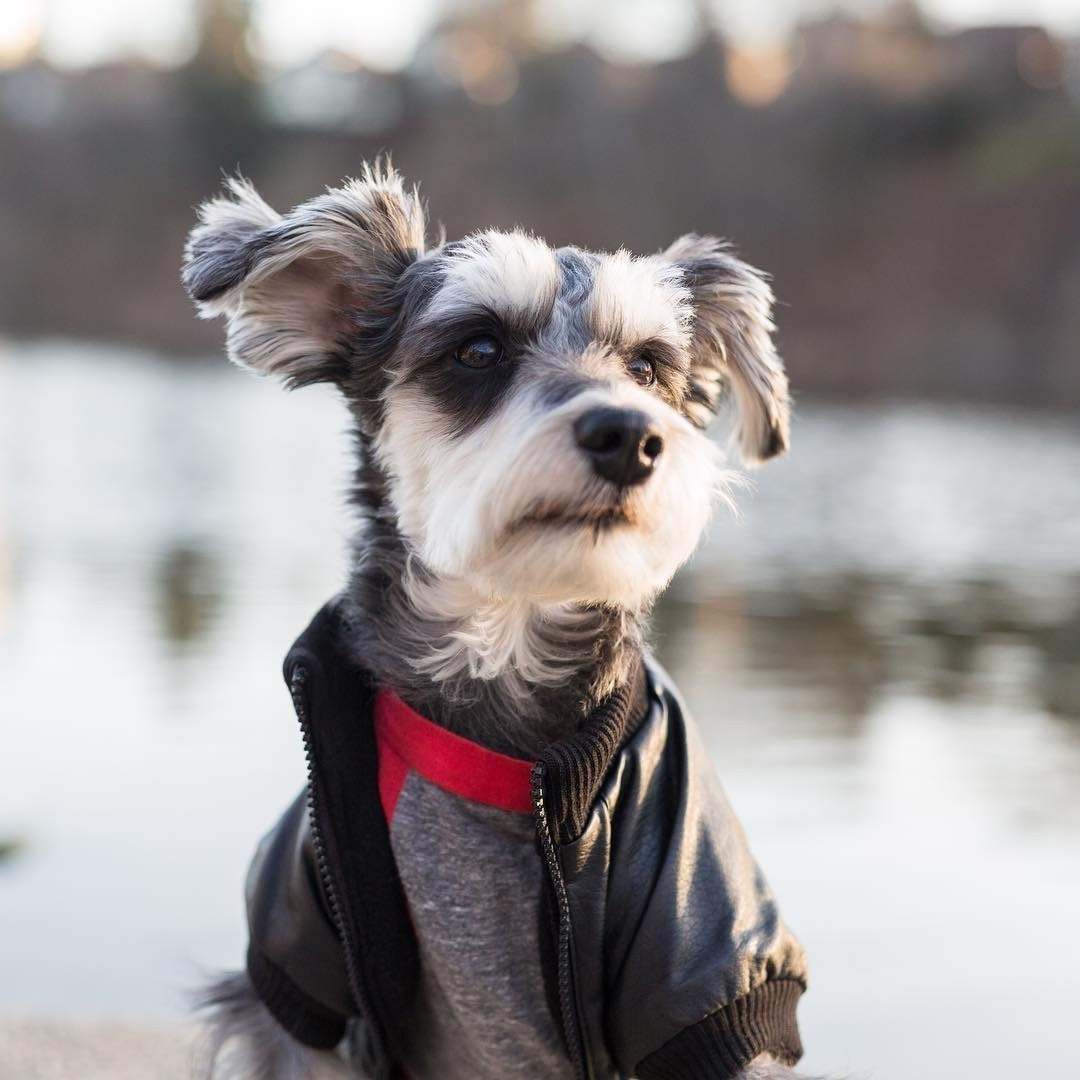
659;574;1080;722
1;341;1078;1078
0;836;24;863
155;544;223;646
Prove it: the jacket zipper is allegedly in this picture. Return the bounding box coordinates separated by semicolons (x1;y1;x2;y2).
290;663;388;1078
531;762;588;1080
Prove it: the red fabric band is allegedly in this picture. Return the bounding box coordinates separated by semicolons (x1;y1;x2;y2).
374;689;535;819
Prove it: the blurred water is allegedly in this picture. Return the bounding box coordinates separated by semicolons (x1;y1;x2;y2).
1;340;1079;1079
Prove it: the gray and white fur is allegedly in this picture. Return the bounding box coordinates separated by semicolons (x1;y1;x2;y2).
185;161;812;1078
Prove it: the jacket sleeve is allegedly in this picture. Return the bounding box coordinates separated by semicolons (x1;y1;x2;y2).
244;790;356;1048
601;683;808;1079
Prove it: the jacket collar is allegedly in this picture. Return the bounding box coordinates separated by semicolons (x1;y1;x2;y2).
285;595;651;844
282;595;650;1074
536;655;649;843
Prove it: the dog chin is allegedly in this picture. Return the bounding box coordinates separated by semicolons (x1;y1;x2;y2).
464;515;694;607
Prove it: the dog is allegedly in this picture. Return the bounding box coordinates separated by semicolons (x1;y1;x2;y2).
183;161;814;1080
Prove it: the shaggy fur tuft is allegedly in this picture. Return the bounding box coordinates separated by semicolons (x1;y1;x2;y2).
664;233;791;462
195;972;352;1080
184;159;428;389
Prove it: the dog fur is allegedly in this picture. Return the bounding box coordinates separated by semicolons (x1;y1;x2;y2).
185;160;814;1078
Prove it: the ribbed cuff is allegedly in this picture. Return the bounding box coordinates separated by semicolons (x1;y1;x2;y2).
247;942;348;1050
636;979;805;1080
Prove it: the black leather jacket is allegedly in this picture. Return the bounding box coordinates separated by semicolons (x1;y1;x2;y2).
243;601;808;1079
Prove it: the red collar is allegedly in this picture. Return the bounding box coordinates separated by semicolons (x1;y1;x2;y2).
374;689;535;820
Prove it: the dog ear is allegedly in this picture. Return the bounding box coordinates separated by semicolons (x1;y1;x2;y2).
182;161;427;389
664;234;790;463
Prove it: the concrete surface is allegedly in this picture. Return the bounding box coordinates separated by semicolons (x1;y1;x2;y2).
0;1019;199;1079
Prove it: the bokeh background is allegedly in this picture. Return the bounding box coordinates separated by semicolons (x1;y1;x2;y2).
1;1;1079;1077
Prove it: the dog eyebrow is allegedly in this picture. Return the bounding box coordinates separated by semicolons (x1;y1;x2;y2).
588;252;693;350
425;230;559;332
633;336;686;373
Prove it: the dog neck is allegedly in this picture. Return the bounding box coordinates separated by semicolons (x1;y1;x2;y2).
343;452;645;758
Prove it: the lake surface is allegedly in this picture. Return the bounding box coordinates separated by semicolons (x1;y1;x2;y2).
2;340;1079;1079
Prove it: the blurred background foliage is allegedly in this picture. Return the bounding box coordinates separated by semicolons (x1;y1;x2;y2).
0;0;1078;405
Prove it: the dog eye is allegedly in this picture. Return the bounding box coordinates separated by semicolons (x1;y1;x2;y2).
627;354;656;387
455;335;504;369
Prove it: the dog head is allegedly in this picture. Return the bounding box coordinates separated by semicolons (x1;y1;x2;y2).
183;162;790;610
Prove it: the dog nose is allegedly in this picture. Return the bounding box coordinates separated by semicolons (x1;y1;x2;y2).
574;408;664;487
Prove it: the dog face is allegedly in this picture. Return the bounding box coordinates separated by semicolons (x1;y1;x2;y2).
184;164;790;609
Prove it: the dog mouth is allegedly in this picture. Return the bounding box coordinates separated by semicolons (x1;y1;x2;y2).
507;500;638;537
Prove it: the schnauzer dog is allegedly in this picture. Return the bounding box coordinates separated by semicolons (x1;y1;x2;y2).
184;161;811;1080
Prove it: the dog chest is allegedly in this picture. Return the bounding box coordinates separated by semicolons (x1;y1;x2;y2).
375;691;572;1079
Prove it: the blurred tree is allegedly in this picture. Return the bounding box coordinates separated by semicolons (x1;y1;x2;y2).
179;0;265;178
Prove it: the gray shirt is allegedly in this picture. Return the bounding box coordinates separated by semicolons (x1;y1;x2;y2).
376;689;572;1079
